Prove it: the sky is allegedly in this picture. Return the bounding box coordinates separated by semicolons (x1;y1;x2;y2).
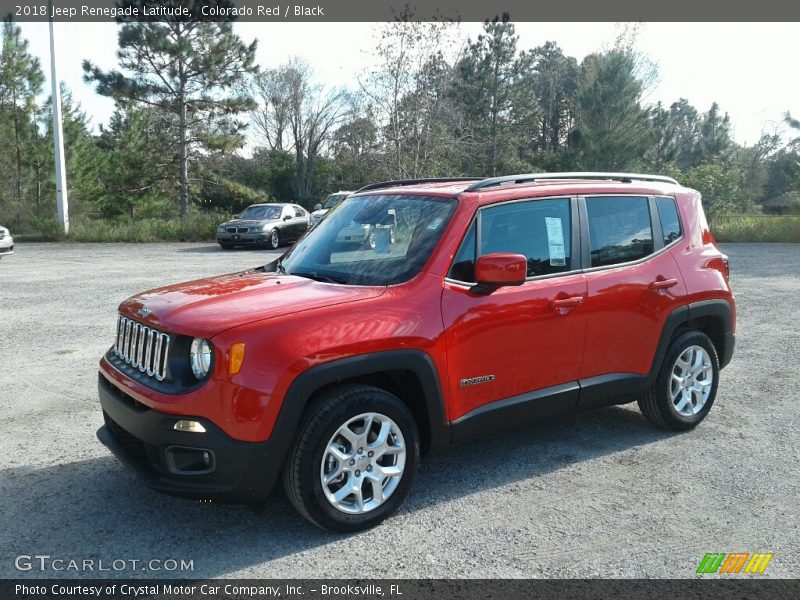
17;21;800;147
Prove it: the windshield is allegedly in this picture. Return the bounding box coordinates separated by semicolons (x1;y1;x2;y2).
323;194;347;209
239;205;282;220
278;194;456;286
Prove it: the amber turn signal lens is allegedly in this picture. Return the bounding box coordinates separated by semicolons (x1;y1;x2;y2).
228;342;245;375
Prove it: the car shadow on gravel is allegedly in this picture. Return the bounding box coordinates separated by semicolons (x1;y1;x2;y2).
176;245;277;254
410;404;678;513
0;404;675;578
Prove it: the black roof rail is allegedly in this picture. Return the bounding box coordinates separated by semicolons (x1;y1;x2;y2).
464;172;679;192
356;177;480;193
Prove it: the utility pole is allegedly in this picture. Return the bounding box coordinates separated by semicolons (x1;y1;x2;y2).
49;1;69;234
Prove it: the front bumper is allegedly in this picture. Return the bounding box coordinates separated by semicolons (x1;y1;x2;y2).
97;372;280;502
0;238;13;255
216;232;268;245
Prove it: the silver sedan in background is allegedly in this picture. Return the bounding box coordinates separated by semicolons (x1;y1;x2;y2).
0;225;14;259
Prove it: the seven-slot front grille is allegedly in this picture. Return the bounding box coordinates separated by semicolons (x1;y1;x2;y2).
114;315;170;381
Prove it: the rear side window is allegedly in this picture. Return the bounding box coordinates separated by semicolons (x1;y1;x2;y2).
586;196;653;267
656;196;682;245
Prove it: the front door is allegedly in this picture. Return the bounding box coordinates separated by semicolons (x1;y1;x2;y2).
442;197;587;424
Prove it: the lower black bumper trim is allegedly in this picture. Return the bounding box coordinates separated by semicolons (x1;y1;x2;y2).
97;373;280;503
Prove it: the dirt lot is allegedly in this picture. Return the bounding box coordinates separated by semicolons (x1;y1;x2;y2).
0;242;798;578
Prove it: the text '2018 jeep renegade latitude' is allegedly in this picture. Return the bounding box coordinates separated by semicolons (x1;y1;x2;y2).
97;172;735;532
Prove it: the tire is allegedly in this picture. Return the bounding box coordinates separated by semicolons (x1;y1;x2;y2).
283;384;420;532
638;330;720;431
268;228;281;250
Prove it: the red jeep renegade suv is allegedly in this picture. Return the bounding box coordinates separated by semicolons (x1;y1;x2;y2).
97;172;735;531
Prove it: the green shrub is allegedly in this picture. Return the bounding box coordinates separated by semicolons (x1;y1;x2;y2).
23;212;231;243
712;215;800;243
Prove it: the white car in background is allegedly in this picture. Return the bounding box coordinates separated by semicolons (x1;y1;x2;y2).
309;191;354;229
0;225;13;258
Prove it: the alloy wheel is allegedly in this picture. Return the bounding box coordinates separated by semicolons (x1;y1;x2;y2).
670;345;713;417
319;412;406;514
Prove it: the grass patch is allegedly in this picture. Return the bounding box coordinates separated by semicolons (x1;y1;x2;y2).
712;215;800;243
18;212;800;244
20;213;230;243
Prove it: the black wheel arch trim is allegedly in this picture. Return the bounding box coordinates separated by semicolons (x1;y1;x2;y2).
271;349;450;462
653;299;735;374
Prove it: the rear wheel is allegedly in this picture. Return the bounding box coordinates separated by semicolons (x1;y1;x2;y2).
638;330;719;430
283;384;420;532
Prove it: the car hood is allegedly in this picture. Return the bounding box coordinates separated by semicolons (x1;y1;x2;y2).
119;270;386;338
220;218;280;228
310;209;329;218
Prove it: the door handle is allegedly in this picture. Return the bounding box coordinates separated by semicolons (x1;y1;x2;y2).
550;296;583;313
649;278;678;291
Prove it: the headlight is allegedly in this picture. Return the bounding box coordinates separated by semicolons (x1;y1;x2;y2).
217;226;225;233
189;338;212;379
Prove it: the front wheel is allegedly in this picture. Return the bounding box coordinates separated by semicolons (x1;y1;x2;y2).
638;330;719;430
267;228;281;250
283;384;420;532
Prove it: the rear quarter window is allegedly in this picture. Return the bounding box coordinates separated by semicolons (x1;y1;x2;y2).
656;196;682;245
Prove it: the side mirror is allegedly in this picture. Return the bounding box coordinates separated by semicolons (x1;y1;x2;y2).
473;253;527;293
283;215;292;221
314;204;322;211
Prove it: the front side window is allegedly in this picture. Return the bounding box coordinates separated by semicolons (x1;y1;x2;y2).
449;221;477;282
448;198;572;282
656;196;682;245
586;196;653;267
279;194;456;286
482;198;572;277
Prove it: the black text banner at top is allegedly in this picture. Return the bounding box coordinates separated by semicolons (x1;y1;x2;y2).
3;0;800;22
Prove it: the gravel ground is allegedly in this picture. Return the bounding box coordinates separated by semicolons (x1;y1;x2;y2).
0;242;798;579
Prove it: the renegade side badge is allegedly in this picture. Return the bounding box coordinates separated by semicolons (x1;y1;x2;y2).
460;375;495;388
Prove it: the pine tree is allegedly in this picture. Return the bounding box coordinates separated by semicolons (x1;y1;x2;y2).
83;1;258;216
571;50;651;170
0;20;44;214
456;14;520;175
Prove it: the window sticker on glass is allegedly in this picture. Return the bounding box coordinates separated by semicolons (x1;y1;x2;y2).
544;217;566;266
427;217;444;231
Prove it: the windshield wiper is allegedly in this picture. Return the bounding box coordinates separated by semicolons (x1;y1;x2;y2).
290;271;348;284
259;257;286;273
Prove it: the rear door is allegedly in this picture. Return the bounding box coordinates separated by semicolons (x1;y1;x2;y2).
292;205;309;238
577;194;687;405
442;196;588;423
